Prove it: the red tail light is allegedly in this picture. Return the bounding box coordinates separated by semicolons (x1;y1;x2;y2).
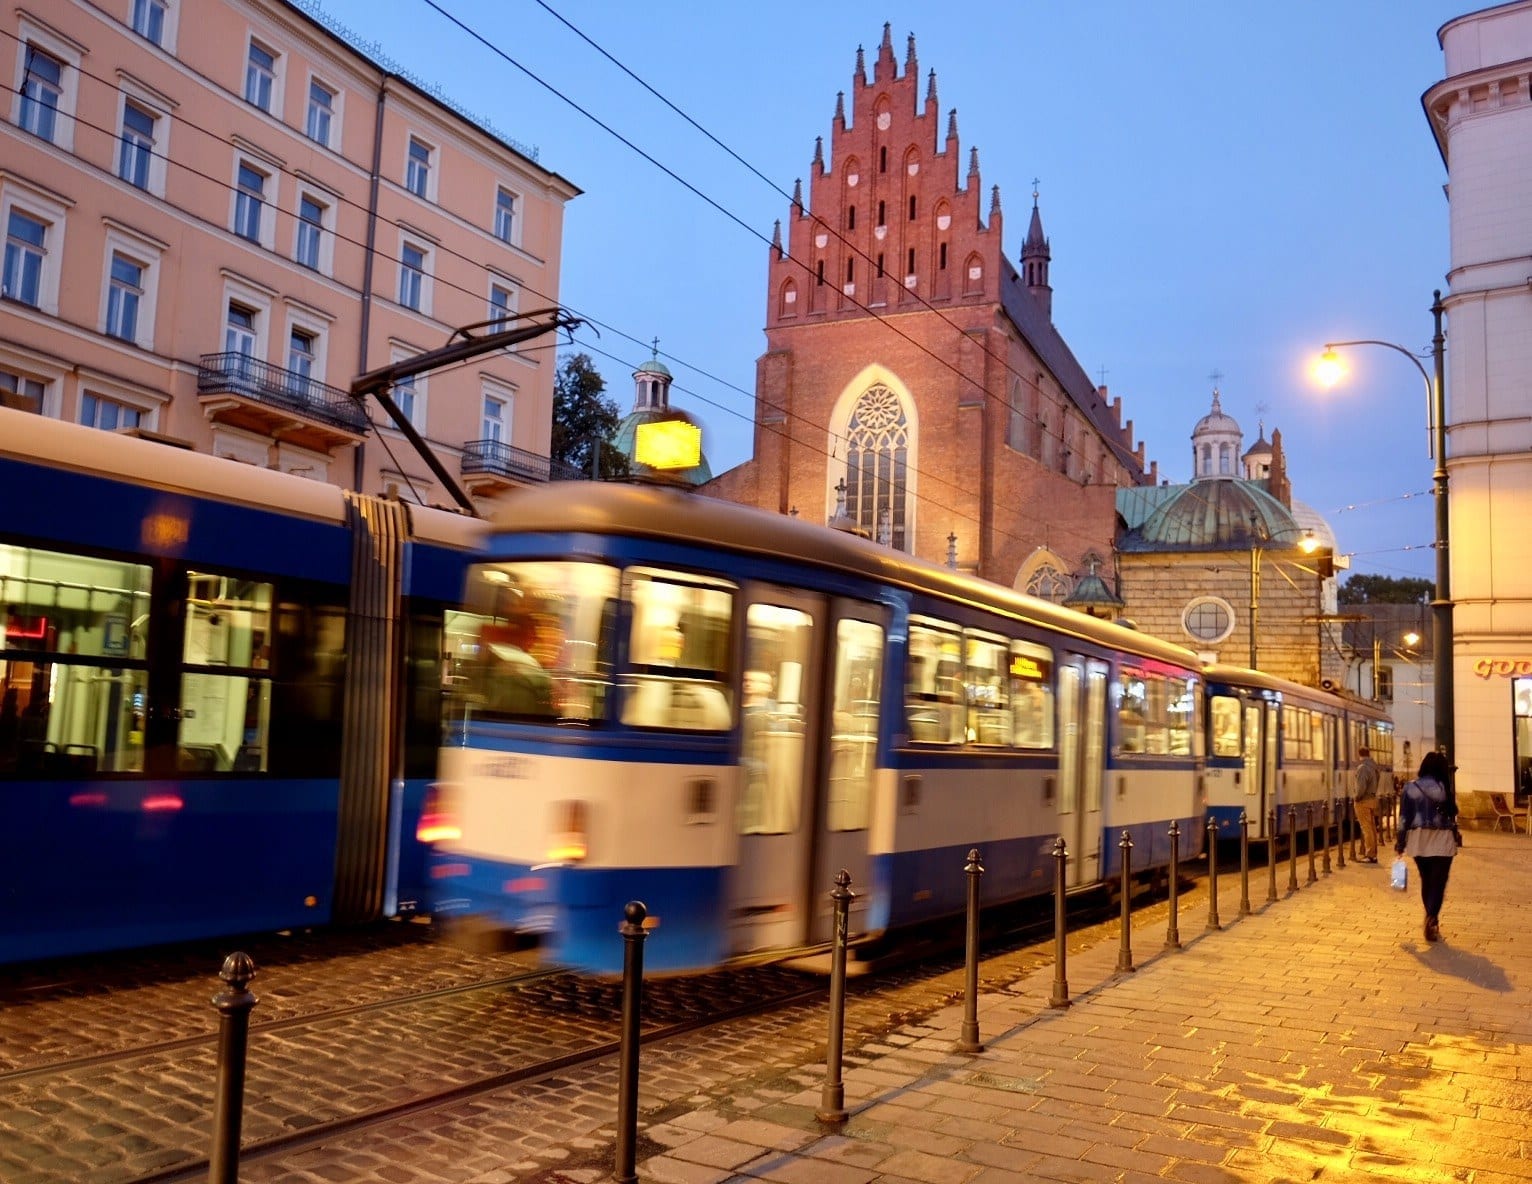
417;783;461;843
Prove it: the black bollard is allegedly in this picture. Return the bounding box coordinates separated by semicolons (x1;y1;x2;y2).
1321;801;1333;875
1115;831;1135;973
1205;817;1221;931
1266;807;1279;905
208;952;258;1184
1164;820;1182;950
1238;810;1252;917
816;870;854;1124
1306;803;1318;885
1049;837;1070;1008
1287;806;1300;893
614;901;648;1184
957;849;984;1054
1337;797;1347;869
1348;794;1359;862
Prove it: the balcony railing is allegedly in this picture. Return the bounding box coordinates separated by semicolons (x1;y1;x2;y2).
462;438;585;485
197;353;368;433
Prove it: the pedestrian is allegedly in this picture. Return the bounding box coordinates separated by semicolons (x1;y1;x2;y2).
1353;744;1381;862
1394;750;1460;943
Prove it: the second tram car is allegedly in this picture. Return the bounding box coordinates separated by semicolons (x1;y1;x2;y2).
428;481;1209;974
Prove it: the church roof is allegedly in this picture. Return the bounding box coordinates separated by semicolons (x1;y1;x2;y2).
1192;390;1240;439
1063;569;1124;611
611;409;714;486
1116;478;1301;552
634;357;672;380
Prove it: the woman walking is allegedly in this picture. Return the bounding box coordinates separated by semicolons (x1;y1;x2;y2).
1394;751;1460;942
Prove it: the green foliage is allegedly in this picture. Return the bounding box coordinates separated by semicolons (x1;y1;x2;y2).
552;353;630;480
1338;573;1433;605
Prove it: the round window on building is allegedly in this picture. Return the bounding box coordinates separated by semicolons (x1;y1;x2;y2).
1182;596;1235;645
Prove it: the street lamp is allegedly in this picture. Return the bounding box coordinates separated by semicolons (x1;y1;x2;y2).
1315;291;1451;769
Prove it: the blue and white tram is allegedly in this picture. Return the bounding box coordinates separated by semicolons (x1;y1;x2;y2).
0;408;480;963
429;480;1207;974
1203;665;1394;842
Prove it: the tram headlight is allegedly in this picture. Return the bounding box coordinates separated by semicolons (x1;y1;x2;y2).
548;799;589;863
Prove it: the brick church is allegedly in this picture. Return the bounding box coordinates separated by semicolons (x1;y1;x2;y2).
705;26;1160;596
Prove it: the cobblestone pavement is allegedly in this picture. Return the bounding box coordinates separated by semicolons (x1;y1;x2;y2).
0;843;1346;1184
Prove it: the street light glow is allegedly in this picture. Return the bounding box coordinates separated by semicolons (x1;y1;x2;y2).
1313;349;1347;388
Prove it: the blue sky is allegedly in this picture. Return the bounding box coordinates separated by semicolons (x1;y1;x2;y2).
315;0;1466;583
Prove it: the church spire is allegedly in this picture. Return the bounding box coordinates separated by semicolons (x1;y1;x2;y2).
854;44;865;86
813;135;824;174
905;31;917;76
771;218;782;259
1022;184;1052;319
834;90;845;129
946;107;958;142
926;68;937;106
875;23;895;81
791;177;803;215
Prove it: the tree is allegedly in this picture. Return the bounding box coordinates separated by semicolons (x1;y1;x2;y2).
551;353;630;480
1338;573;1433;605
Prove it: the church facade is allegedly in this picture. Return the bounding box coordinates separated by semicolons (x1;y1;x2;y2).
704;27;1158;595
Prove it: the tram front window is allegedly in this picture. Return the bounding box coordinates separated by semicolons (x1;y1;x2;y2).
448;561;619;724
620;568;734;731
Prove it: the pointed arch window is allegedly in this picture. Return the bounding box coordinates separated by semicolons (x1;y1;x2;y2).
1025;563;1072;603
843;384;909;551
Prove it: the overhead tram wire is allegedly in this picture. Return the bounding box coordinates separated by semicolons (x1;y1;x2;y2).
416;0;1139;473
10;31;1112;557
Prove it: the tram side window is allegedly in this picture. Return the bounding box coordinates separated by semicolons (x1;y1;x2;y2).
177;573;273;773
270;597;346;777
1009;640;1054;749
828;617;884;831
965;632;1009;745
1211;696;1242;757
0;543;152;776
448;561;620;724
1282;706;1313;761
1311;710;1327;765
620;567;733;731
739;603;812;835
906;620;964;743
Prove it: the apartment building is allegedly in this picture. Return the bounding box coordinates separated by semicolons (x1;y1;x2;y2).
1;0;578;503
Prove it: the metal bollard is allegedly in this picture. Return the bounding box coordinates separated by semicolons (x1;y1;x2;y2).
816;871;854;1124
1238;810;1252;917
1164;820;1182;950
1266;807;1278;905
1049;837;1070;1008
957;849;984;1054
1337;797;1347;869
1205;817;1221;931
208;952;258;1184
1306;804;1318;885
1321;801;1333;875
1115;831;1135;973
614;901;649;1184
1287;806;1300;893
1348;794;1359;861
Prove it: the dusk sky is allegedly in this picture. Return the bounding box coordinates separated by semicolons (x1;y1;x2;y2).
313;0;1467;583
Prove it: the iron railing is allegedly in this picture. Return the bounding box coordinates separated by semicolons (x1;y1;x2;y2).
198;353;368;433
462;438;584;484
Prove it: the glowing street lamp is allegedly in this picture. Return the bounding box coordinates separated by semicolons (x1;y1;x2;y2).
1315;291;1452;767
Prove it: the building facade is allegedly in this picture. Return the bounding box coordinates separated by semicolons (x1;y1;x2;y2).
1424;3;1532;806
1;0;577;504
1116;393;1343;689
705;27;1159;593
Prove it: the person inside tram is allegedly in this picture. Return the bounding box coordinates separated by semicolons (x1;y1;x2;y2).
480;616;552;717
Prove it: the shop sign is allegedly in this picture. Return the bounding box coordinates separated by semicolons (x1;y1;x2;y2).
1472;658;1532;679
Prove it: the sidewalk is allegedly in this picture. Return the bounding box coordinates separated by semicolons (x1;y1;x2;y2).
635;830;1532;1183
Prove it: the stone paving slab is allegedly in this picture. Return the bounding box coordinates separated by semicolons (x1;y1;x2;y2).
627;830;1532;1183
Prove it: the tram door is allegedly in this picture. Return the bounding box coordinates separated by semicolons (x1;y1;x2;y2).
1058;657;1108;888
730;590;825;955
1242;704;1265;832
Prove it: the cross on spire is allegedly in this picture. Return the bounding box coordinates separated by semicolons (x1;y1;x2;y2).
1208;368;1224;389
651;336;660;358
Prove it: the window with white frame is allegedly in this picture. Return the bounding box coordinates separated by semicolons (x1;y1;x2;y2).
494;187;516;243
244;41;276;112
295;193;326;270
481;388;507;443
389;348;425;428
105;254;145;343
406;137;432;198
233;161;269;244
80;391;144;432
393;372;419;427
225;302;257;378
398;241;427;311
488;280;516;327
287;327;316;394
305;79;335;146
3;210;48;307
19;46;63;143
0;367;46;414
131;0;168;46
118;101;156;190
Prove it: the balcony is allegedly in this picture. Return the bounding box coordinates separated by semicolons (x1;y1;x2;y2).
461;438;584;493
197;353;368;452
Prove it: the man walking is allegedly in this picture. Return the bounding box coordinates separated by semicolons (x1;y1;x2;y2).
1354;745;1381;862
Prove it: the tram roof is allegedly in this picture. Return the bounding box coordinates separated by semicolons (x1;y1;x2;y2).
1202;663;1391;721
486;480;1203;669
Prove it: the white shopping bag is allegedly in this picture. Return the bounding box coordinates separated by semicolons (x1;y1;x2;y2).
1390;858;1408;891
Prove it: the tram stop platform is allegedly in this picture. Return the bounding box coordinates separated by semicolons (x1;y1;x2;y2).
634;829;1532;1183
